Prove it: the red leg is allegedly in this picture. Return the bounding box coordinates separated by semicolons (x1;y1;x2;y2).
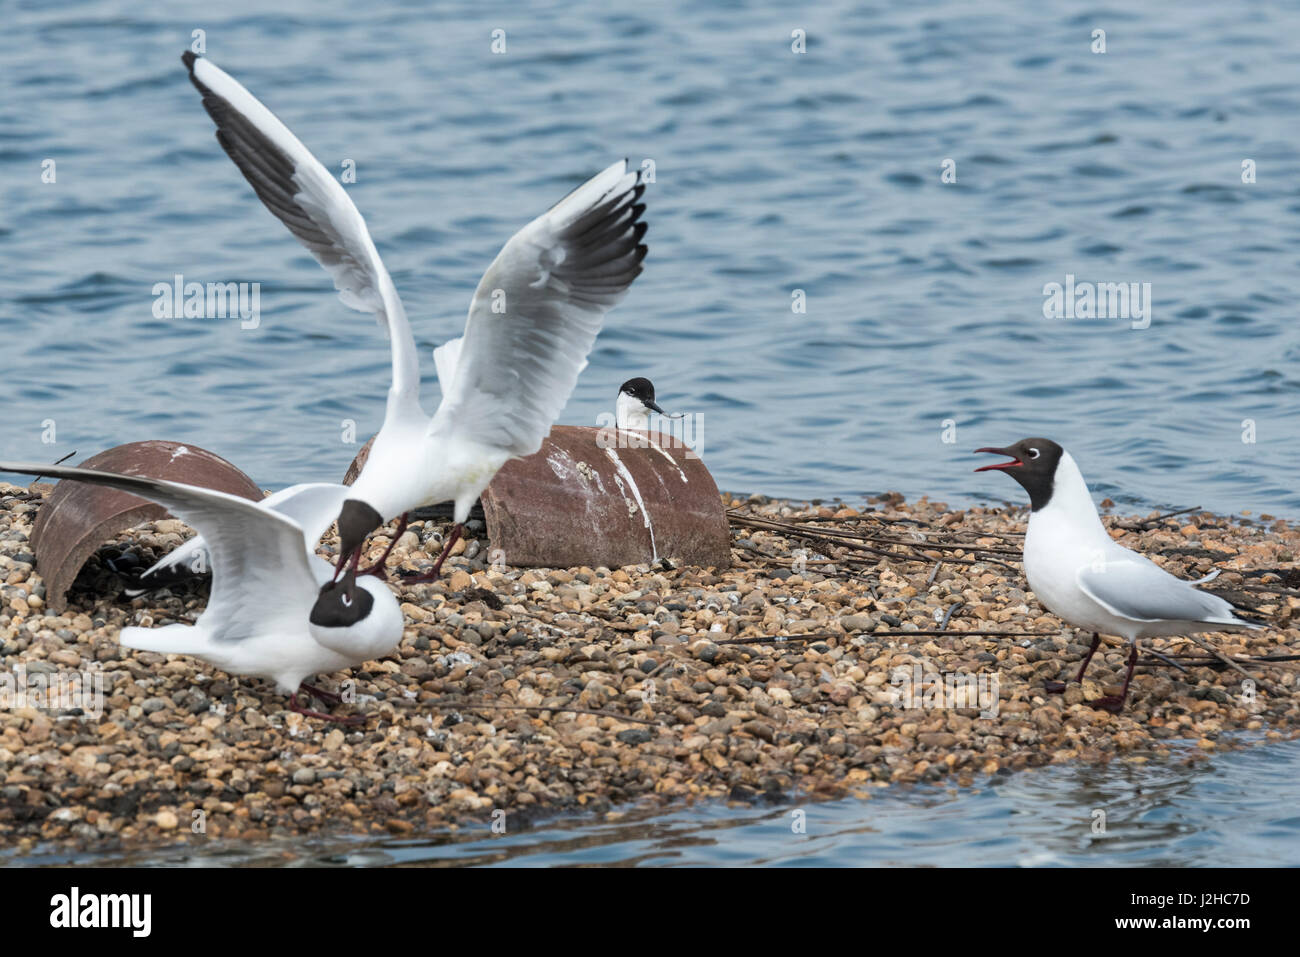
332;543;360;584
1046;632;1101;694
287;691;363;725
360;513;409;579
1094;644;1138;714
299;681;342;705
1074;633;1102;683
400;523;463;584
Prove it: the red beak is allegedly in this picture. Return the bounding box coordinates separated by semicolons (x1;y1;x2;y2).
973;447;1023;472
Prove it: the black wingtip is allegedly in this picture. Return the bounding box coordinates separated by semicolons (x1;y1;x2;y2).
182;50;198;71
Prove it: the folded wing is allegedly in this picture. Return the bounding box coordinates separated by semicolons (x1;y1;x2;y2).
1076;559;1257;628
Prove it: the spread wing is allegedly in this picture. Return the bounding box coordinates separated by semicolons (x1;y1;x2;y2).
1076;558;1257;628
429;158;646;455
182;52;421;412
4;461;318;642
141;481;348;579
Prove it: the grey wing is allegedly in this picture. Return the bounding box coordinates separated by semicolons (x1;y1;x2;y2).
2;461;318;640
1076;558;1248;626
430;158;647;455
182;53;421;410
254;482;349;547
141;481;348;578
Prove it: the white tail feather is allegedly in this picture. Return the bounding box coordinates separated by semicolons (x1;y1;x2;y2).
119;623;209;656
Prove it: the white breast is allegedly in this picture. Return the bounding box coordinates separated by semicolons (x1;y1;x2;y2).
615;392;650;431
1022;451;1136;638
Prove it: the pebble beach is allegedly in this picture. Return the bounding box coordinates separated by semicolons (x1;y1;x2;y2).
0;481;1297;856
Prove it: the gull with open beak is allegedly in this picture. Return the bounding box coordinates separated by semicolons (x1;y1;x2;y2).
974;437;1261;712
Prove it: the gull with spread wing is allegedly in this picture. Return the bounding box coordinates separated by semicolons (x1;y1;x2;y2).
1;461;403;723
179;52;648;583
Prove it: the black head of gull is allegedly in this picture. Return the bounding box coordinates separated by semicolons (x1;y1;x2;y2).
310;569;375;628
334;499;383;578
973;437;1064;511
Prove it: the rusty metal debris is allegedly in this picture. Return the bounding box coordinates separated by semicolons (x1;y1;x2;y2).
29;441;263;613
346;425;730;569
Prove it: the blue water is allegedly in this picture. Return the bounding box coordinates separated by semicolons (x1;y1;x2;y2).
3;1;1300;866
4;0;1300;514
227;737;1300;867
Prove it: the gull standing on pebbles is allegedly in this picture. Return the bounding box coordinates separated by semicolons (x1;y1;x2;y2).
2;461;403;723
974;437;1262;712
180;52;649;584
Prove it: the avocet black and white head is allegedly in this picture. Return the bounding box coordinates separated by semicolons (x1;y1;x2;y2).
616;377;667;431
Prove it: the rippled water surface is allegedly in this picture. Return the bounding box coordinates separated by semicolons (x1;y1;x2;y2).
3;0;1300;514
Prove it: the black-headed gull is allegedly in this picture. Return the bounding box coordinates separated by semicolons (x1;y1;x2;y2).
974;437;1261;712
615;377;668;431
2;461;403;723
180;52;648;583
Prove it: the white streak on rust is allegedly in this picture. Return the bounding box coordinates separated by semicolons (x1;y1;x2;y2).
545;449;576;482
615;429;688;482
604;447;657;561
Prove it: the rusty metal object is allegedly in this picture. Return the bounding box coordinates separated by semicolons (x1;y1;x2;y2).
485;426;729;569
29;441;264;613
345;426;730;569
342;438;372;486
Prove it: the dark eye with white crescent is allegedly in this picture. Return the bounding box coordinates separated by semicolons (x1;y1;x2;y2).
1027;448;1040;459
310;580;374;628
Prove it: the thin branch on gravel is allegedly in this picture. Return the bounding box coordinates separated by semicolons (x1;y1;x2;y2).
938;602;964;630
427;700;661;726
1139;652;1300;669
1223;582;1300;598
710;628;1059;646
730;513;1023;561
1139;648;1191;674
1180;634;1289;698
1117;505;1202;530
731;519;1019;573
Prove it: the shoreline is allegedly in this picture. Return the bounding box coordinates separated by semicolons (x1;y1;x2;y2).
5;731;1283;867
0;482;1296;854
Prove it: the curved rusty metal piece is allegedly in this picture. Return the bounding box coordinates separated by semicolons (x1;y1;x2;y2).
30;441;264;613
483;426;729;569
345;426;729;569
342;437;372;486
